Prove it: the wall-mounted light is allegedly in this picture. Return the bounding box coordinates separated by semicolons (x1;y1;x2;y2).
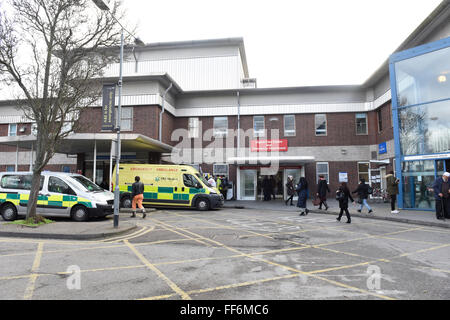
341;149;347;155
437;75;447;83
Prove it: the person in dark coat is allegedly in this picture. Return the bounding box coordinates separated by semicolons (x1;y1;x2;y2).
336;182;355;224
270;176;276;200
316;175;330;210
131;176;146;218
386;171;400;213
352;178;373;214
262;176;272;201
296;177;309;216
285;175;295;206
432;172;450;220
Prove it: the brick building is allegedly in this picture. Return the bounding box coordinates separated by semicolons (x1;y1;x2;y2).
0;2;449;209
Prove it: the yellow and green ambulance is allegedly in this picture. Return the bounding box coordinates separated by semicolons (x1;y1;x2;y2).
112;164;223;210
0;171;114;221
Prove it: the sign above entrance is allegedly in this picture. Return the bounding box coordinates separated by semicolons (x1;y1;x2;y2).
404;153;450;161
250;139;288;152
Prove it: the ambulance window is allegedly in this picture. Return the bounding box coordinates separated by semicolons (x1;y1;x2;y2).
1;175;44;190
183;174;201;188
48;177;76;195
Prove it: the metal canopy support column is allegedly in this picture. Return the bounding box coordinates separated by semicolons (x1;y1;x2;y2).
29;143;33;171
93;140;97;184
15;144;19;171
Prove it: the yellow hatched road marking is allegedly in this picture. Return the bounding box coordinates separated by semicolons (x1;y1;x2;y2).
152;218;395;300
23;242;44;300
124;239;191;300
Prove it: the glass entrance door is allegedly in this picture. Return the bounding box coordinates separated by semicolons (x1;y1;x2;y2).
240;170;257;200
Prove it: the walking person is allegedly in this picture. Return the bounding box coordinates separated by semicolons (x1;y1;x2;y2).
352;178;373;214
336;182;355;224
131;176;146;219
432;172;450;220
296;177;309;216
386;171;400;213
270;176;276;200
262;176;272;201
316;175;330;210
285;175;295;206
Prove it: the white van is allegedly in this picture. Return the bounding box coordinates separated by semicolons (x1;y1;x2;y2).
0;171;114;221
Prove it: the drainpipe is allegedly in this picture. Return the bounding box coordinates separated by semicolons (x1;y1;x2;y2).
237;91;240;153
159;82;173;142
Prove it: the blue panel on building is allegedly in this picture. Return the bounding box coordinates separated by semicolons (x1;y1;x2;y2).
378;142;387;154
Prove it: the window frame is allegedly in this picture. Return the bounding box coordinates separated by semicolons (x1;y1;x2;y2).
314;114;327;136
355;113;368;135
8;123;17;137
115;107;133;132
253;115;265;137
357;161;370;183
213;164;229;177
316;162;329;184
213;116;228;137
188;117;200;138
377;109;383;132
283;115;296;137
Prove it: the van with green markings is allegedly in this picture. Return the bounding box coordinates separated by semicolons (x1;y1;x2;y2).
113;164;224;211
0;171;114;222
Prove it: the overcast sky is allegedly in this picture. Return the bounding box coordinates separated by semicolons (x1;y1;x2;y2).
121;0;443;88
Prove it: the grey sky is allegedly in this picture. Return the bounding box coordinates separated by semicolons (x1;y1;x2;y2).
122;0;443;88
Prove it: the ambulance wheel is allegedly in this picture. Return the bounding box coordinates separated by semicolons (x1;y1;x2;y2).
71;205;89;222
196;198;209;211
120;195;132;208
1;203;18;221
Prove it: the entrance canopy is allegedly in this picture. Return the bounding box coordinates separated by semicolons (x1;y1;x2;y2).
0;133;173;154
227;155;315;165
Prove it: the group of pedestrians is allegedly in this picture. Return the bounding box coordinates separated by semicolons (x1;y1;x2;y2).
207;175;229;200
285;171;402;224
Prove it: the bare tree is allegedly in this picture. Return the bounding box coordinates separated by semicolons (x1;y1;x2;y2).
0;0;129;222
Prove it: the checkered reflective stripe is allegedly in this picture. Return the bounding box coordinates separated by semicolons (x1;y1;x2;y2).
120;185;206;205
0;193;92;208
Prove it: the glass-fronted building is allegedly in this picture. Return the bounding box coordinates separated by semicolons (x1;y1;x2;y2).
390;36;450;210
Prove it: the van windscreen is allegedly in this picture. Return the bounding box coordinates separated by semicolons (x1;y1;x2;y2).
70;175;103;192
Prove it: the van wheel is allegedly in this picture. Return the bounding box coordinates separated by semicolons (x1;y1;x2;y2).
196;198;209;211
121;195;132;209
71;205;89;222
1;203;18;221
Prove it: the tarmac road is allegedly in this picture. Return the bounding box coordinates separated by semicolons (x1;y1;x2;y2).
0;207;449;300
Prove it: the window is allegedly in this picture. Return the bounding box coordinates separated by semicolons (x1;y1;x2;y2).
183;174;201;188
6;166;15;172
356;113;368;135
48;176;75;195
377;109;383;132
284;115;295;136
358;162;370;183
8;124;17;137
316;162;329;183
1;175;44;190
213;164;229;177
253;116;265;137
188;117;199;138
115;107;133;131
213;116;228;136
315;114;327;136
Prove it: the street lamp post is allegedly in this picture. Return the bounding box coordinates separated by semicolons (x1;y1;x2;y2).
92;0;144;228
